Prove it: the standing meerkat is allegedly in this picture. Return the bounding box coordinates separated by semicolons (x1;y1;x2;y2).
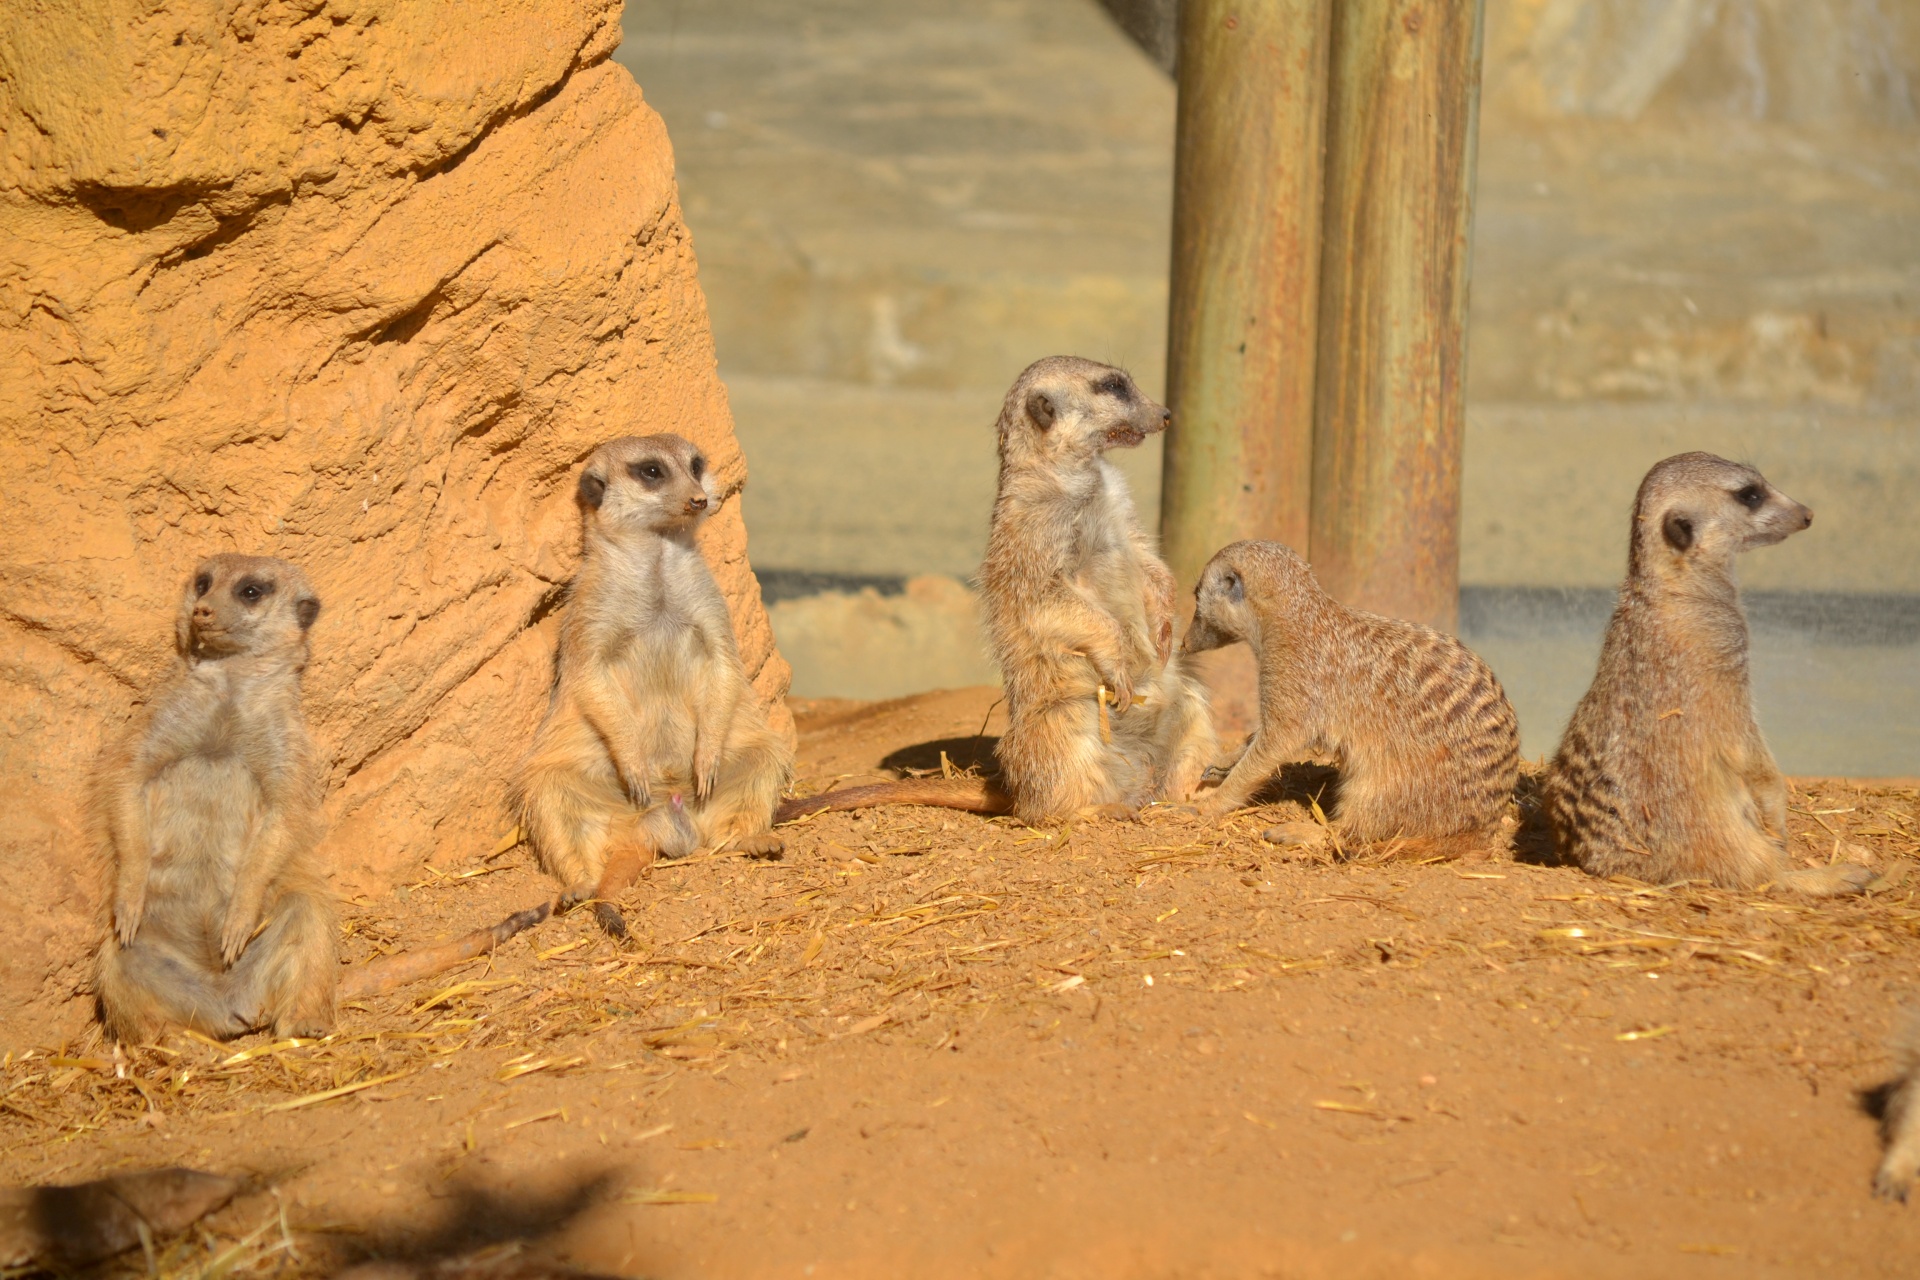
1542;452;1870;894
1182;540;1519;854
514;434;791;928
1875;1010;1920;1201
94;554;337;1042
91;556;552;1042
778;356;1215;824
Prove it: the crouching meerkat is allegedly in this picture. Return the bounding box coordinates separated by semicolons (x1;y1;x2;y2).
93;554;338;1041
1182;541;1519;855
1876;1010;1920;1201
515;434;792;928
779;357;1216;825
1542;452;1869;895
92;555;553;1043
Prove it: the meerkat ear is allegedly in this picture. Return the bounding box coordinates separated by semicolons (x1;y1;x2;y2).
296;597;321;630
1222;570;1244;604
1662;512;1695;552
577;470;607;509
1025;391;1056;429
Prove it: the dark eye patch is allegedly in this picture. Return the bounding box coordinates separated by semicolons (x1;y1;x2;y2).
233;576;276;605
627;459;668;487
193;572;212;597
1734;484;1766;509
1092;373;1134;402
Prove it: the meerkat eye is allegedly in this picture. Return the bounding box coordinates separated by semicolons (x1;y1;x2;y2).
627;460;667;485
232;577;275;605
1093;373;1134;402
1734;484;1765;509
193;573;212;597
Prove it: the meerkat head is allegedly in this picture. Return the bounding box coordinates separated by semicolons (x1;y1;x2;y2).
1628;452;1812;583
1183;540;1320;653
576;434;715;538
176;554;321;665
995;356;1170;472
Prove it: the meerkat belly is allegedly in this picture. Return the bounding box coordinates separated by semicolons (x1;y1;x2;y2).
615;623;713;781
143;754;261;943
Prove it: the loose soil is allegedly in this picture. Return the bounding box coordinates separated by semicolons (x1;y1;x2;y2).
6;688;1920;1279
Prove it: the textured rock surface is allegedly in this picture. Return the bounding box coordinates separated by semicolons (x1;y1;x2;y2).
0;0;790;1040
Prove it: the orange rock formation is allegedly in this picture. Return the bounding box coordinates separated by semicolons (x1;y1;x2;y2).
0;0;790;1040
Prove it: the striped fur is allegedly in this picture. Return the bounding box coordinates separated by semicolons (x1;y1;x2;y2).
1183;541;1517;853
1542;452;1867;894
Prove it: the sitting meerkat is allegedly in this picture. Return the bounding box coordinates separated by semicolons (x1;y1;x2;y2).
514;434;791;928
93;555;555;1042
778;356;1216;825
94;554;338;1041
1182;540;1519;855
1543;452;1869;894
1876;1010;1920;1202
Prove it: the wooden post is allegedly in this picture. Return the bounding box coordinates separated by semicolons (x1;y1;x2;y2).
1308;0;1487;632
1160;0;1334;594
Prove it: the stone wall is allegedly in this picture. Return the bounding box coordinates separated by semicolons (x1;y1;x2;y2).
0;0;790;1042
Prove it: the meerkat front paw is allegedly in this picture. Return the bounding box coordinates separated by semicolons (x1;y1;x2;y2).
218;908;258;967
722;832;784;857
113;889;146;946
617;763;653;809
691;746;720;801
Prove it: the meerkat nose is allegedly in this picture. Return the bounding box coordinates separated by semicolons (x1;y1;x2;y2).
1160;408;1171;427
1800;506;1814;528
688;495;708;511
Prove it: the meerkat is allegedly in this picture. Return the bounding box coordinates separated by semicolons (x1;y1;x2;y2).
778;357;1215;826
1875;1009;1920;1201
93;554;338;1042
1873;1013;1920;1205
1543;453;1870;894
514;434;791;928
92;556;555;1043
1181;540;1518;855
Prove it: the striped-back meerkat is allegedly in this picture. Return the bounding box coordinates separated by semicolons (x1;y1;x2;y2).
1542;452;1869;894
778;357;1216;825
982;356;1216;821
93;554;337;1041
1876;1009;1920;1201
1182;540;1518;854
514;434;791;920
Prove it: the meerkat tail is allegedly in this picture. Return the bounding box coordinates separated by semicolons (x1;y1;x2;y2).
562;839;656;940
337;901;553;1000
775;777;1012;823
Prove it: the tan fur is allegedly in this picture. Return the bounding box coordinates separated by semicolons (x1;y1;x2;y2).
1183;541;1518;854
1876;1009;1920;1201
93;554;336;1042
1543;452;1868;894
979;356;1216;821
513;434;792;913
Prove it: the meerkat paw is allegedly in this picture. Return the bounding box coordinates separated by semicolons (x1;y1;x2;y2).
217;910;259;967
1200;764;1232;784
1076;802;1137;822
557;879;600;914
720;832;784;858
1262;821;1331;848
1874;1150;1918;1202
113;891;146;946
1778;862;1875;897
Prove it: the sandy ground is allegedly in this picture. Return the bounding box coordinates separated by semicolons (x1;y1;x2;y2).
6;688;1920;1279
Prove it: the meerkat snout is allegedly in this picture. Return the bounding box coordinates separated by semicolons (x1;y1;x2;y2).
176;554;321;663
576;434;716;534
1182;560;1250;654
1000;358;1170;468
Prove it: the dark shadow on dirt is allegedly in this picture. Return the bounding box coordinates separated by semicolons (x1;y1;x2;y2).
881;735;1000;778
